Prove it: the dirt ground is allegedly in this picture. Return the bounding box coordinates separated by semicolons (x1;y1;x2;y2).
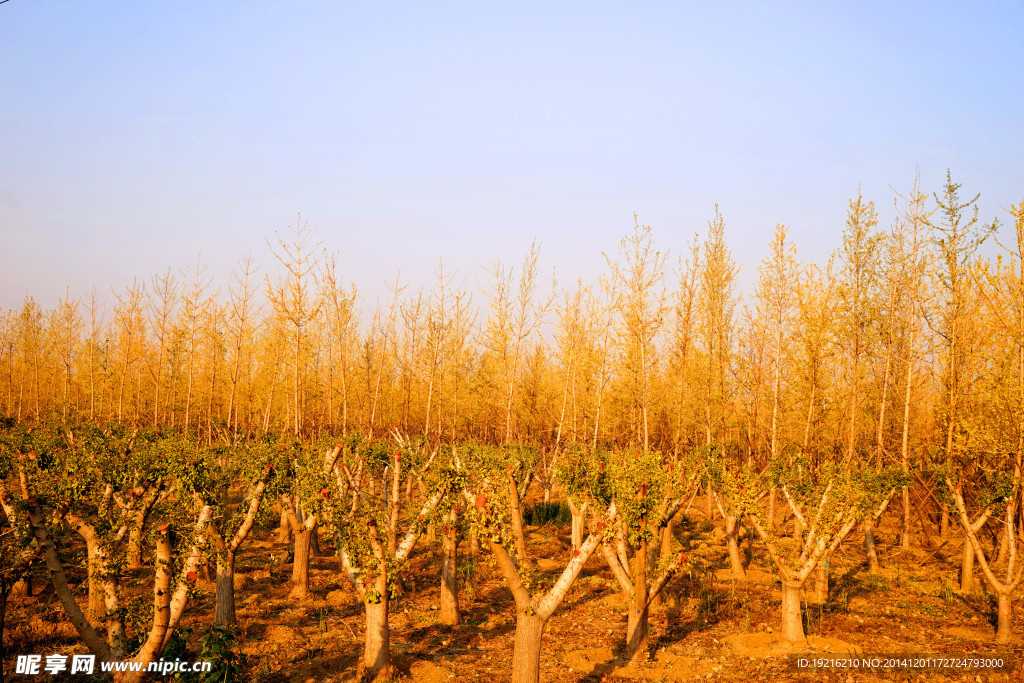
5;505;1023;682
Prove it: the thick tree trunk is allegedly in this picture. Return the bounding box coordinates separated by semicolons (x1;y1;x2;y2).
214;552;236;626
780;580;806;645
960;540;975;594
361;585;391;681
996;591;1012;644
510;612;546;683
725;516;745;579
289;527;313;599
864;519;879;574
440;519;460;626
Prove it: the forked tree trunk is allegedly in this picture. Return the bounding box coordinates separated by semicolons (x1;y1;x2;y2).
780;580;806;645
289;527;313;599
214;552;236;626
725;515;745;578
440;515;460;626
510;612;546;683
960;540;976;594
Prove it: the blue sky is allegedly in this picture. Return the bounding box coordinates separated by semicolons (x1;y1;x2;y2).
2;1;1023;313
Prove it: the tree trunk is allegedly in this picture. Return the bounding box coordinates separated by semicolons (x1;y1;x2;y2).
439;518;460;626
813;562;828;605
567;498;586;552
725;516;745;579
624;537;650;661
767;487;776;530
126;525;144;570
214;552;236;626
277;506;292;543
959;540;975;594
651;520;674;611
864;519;879;573
361;581;391;681
900;485;912;550
510;612;546;683
86;539;106;620
508;474;530;563
289;527;313;599
780;580;806;645
996;591;1012;644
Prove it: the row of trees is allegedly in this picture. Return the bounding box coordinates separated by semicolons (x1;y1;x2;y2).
4;422;1021;683
4;177;1021;463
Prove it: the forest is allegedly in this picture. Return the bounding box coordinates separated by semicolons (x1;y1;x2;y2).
3;173;1024;682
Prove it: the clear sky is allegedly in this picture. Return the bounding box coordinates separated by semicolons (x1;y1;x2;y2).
2;1;1023;314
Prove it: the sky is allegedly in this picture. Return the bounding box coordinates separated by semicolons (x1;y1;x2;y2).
2;1;1023;315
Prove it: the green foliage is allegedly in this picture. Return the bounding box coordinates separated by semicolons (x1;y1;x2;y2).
523;501;570;527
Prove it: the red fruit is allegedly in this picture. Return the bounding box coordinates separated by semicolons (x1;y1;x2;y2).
186;572;198;582
320;488;330;499
573;549;581;557
157;524;170;532
475;494;486;508
597;522;607;531
679;552;688;564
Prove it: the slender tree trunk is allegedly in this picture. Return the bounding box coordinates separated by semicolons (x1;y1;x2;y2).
510;612;546;683
567;498;586;552
813;562;828;605
725;515;745;579
960;542;975;594
440;520;460;626
277;505;292;543
508;474;529;562
624;538;649;662
864;519;879;573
